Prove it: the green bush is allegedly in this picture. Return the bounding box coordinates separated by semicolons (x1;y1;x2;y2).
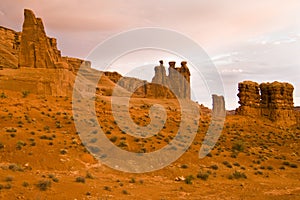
228;171;247;179
184;175;194;184
197;172;209;181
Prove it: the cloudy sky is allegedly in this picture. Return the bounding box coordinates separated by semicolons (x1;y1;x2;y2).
1;0;300;109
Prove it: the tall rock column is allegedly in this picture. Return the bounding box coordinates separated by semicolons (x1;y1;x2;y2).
179;61;191;99
152;60;169;86
236;81;261;116
260;82;296;125
18;9;62;68
212;94;225;117
167;61;191;99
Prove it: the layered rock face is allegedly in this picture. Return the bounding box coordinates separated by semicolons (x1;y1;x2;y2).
1;9;191;99
0;26;21;69
212;94;225;117
0;9;92;96
236;81;296;126
18;9;62;69
236;81;261;116
260;82;296;124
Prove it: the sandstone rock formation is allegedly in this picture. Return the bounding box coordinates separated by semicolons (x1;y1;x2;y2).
236;80;296;126
151;60;191;99
212;94;225;117
260;82;296;124
0;26;21;69
0;9;191;100
0;9;92;96
18;9;62;69
102;60;191;99
236;81;261;116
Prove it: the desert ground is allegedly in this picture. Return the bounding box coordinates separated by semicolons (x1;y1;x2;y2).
0;89;299;200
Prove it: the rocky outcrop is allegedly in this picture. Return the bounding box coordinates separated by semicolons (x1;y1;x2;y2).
236;81;261;116
103;60;191;99
260;82;296;124
212;94;225;117
152;60;169;86
0;26;21;69
236;80;296;126
103;70;175;99
18;9;62;69
295;107;300;126
151;60;191;99
1;9;192;100
0;9;93;96
0;9;89;72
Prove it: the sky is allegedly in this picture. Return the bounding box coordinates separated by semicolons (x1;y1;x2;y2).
1;0;300;109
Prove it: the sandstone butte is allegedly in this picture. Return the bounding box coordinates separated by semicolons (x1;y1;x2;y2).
236;80;297;126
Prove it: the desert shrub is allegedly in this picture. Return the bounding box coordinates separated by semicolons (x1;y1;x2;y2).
283;161;290;166
267;166;273;170
197;172;209;181
110;136;118;143
5;176;13;182
22;91;30;98
122;190;129;195
22;182;29;187
232;141;245;152
118;141;127;148
6;128;17;133
16;140;26;150
0;92;7;98
181;164;188;169
0;142;4;149
4;184;11;189
55;121;62;128
228;171;247;179
222;161;232;168
210;164;218;170
40;135;53;140
207;152;213;157
279;166;285;170
86;172;94;179
36;180;51;191
60;149;68;155
52;177;59;182
290;163;298;168
75;176;85;183
129;178;136;183
103;186;111;191
255;171;263;175
184;175;194;184
8;164;23;172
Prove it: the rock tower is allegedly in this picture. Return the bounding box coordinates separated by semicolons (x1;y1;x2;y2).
151;60;191;99
236;81;296;126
